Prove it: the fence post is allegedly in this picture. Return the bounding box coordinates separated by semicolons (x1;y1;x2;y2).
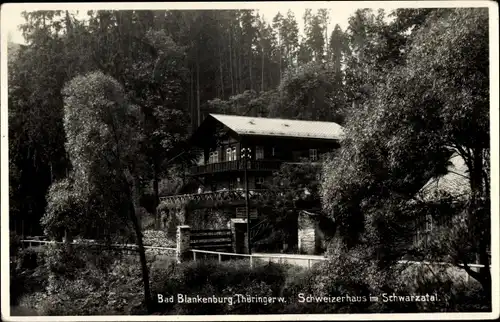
308;259;311;269
250;256;254;269
176;225;191;264
218;253;222;263
193;251;197;262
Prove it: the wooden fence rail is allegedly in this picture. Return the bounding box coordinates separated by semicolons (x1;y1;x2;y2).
20;239;177;253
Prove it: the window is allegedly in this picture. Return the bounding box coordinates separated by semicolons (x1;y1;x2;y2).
227;146;237;161
425;214;433;234
229;178;236;190
256;146;264;160
256;177;265;189
209;151;219;164
309;149;318;161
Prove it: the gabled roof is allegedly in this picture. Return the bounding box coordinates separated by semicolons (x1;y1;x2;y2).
418;153;470;201
209;114;344;140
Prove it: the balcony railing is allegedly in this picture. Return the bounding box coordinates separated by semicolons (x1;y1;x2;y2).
159;189;277;209
189;160;282;176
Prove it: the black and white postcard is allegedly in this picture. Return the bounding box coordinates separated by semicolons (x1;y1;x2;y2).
1;1;498;321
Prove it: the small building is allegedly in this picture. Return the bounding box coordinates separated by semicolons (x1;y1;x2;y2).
413;153;471;245
157;114;344;253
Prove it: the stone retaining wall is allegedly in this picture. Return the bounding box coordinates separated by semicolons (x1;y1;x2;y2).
298;211;318;255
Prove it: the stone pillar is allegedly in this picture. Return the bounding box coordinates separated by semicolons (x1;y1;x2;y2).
298;211;316;255
230;218;248;254
176;225;191;263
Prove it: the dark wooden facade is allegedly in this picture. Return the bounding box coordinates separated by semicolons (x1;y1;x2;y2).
186;116;341;194
158;115;342;237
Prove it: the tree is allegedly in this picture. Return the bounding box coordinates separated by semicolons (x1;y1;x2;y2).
271;61;345;123
322;8;490;295
343;9;388;107
9;10;92;236
207;89;274;117
46;71;154;312
256;162;326;251
84;10;194;228
273;11;299;73
328;24;348;69
304;10;327;62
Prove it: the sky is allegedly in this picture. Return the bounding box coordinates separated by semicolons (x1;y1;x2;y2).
3;1;487;45
1;2;379;45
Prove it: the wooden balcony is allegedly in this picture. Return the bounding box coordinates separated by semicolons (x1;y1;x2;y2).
189;160;282;176
159;189;277;209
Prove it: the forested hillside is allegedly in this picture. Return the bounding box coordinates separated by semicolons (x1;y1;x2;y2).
7;8;407;236
7;8;489;248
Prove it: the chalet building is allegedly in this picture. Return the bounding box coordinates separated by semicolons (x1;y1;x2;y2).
413;153;471;246
157;114;344;253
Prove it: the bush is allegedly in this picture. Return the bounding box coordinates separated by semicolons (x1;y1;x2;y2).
448;279;491;312
13;243;142;315
11;241;488;315
10;232;22;257
17;247;40;270
387;263;491;312
42;243;86;278
34;258;145;315
150;259;288;314
280;264;333;313
143;230;176;248
10;247;49;306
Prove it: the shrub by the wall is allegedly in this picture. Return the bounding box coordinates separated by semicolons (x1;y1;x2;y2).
143;230;176;248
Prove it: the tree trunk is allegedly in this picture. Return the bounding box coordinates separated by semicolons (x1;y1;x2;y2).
278;34;282;79
196;56;201;127
238;31;242;93
219;45;225;99
249;47;253;91
152;160;160;230
467;147;491;297
261;48;265;92
308;92;314;120
129;198;153;313
229;28;235;96
49;161;53;184
190;69;195;132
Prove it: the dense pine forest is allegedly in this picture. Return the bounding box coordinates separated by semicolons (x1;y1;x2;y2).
6;8;396;236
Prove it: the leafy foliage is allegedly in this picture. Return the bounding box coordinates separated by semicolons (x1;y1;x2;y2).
273;61;346;122
252;162;324;251
321;8;490;292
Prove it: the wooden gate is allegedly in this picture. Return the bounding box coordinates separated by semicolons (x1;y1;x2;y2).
190;229;233;252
